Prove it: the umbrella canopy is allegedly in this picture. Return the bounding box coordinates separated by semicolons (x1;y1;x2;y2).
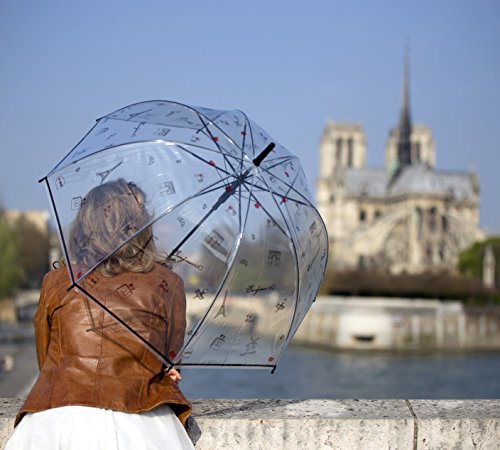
41;100;328;372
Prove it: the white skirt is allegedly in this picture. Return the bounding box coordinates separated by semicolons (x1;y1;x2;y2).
5;405;194;450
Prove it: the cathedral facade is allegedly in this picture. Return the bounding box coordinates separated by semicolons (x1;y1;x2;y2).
316;63;485;274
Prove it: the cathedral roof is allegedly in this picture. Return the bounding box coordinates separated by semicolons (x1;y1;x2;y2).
344;168;389;198
344;164;476;201
389;164;476;200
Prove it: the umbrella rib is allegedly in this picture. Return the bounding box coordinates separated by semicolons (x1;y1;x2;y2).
55;138;246;179
50;120;248;178
50;100;268;177
103;100;244;155
237;179;303;366
175;141;246;163
176;363;275;369
175;144;236;180
284;169;308;211
248;185;310;207
196;114;239;174
239;121;248;172
74;283;174;368
247;173;302;362
276;199;305;356
73;174;238;282
242;181;310;207
258;165;314;206
104;99;246;158
236;121;249;232
176;232;246;362
242;189;289;238
221;181;255;365
102;99;214;129
238;110;259;159
43;178;75;284
184;180;236;198
271;163;303;203
260;155;297;171
242;112;257;159
167;169;252;259
176;181;255;361
194;109;248;153
48;120;102;176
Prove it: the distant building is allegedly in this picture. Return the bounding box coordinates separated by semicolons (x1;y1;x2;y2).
316;57;485;274
3;210;49;235
3;209;62;269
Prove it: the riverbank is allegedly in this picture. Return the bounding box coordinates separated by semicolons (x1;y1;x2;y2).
294;296;500;352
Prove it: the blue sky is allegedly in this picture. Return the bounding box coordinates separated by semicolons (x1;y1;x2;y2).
1;1;499;232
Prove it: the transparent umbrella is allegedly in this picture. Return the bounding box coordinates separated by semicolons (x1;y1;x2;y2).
40;100;328;372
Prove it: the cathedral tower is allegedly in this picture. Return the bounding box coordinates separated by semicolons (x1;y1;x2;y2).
396;47;413;170
316;49;483;275
386;50;435;172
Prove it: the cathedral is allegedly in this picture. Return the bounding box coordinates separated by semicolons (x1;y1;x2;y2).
316;59;485;274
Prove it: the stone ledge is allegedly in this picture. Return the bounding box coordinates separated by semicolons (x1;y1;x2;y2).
0;399;499;449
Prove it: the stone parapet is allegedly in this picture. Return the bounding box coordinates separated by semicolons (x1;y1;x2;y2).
294;297;500;352
0;399;498;449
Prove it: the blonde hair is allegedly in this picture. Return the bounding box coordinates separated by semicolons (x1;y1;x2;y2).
69;178;157;277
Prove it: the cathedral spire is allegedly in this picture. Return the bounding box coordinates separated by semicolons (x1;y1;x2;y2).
396;43;413;170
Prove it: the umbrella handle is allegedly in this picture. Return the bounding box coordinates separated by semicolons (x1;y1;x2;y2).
252;142;276;167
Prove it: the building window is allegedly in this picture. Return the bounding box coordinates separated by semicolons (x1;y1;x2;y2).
413;142;421;163
359;209;367;223
428;207;437;232
441;215;448;232
416;207;423;237
374;210;381;219
426;244;433;263
330;195;335;203
336;138;343;164
439;244;445;262
347;138;354;167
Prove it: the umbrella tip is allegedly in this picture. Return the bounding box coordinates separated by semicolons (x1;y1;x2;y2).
253;142;276;167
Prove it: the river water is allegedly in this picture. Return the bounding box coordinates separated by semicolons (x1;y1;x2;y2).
181;345;500;399
1;341;499;399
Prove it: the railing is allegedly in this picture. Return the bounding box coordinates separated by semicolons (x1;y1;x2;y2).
1;399;498;449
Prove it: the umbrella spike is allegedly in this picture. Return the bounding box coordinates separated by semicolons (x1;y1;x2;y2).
253;142;276;167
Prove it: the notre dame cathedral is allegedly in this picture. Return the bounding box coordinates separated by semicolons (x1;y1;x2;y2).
316;58;485;274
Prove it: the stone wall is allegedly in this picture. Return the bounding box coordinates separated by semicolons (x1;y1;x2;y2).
0;399;498;449
293;296;500;352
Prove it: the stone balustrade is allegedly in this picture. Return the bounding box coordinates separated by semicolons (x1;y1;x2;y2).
0;399;498;449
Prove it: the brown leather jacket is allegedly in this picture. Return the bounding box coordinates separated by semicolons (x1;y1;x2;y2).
16;264;192;427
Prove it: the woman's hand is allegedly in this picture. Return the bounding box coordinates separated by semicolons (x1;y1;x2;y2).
165;368;182;383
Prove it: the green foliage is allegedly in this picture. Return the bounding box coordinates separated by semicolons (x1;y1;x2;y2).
0;218;24;299
458;236;500;284
318;237;500;305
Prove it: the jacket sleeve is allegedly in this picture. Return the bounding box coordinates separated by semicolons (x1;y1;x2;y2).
34;274;52;370
166;276;187;361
